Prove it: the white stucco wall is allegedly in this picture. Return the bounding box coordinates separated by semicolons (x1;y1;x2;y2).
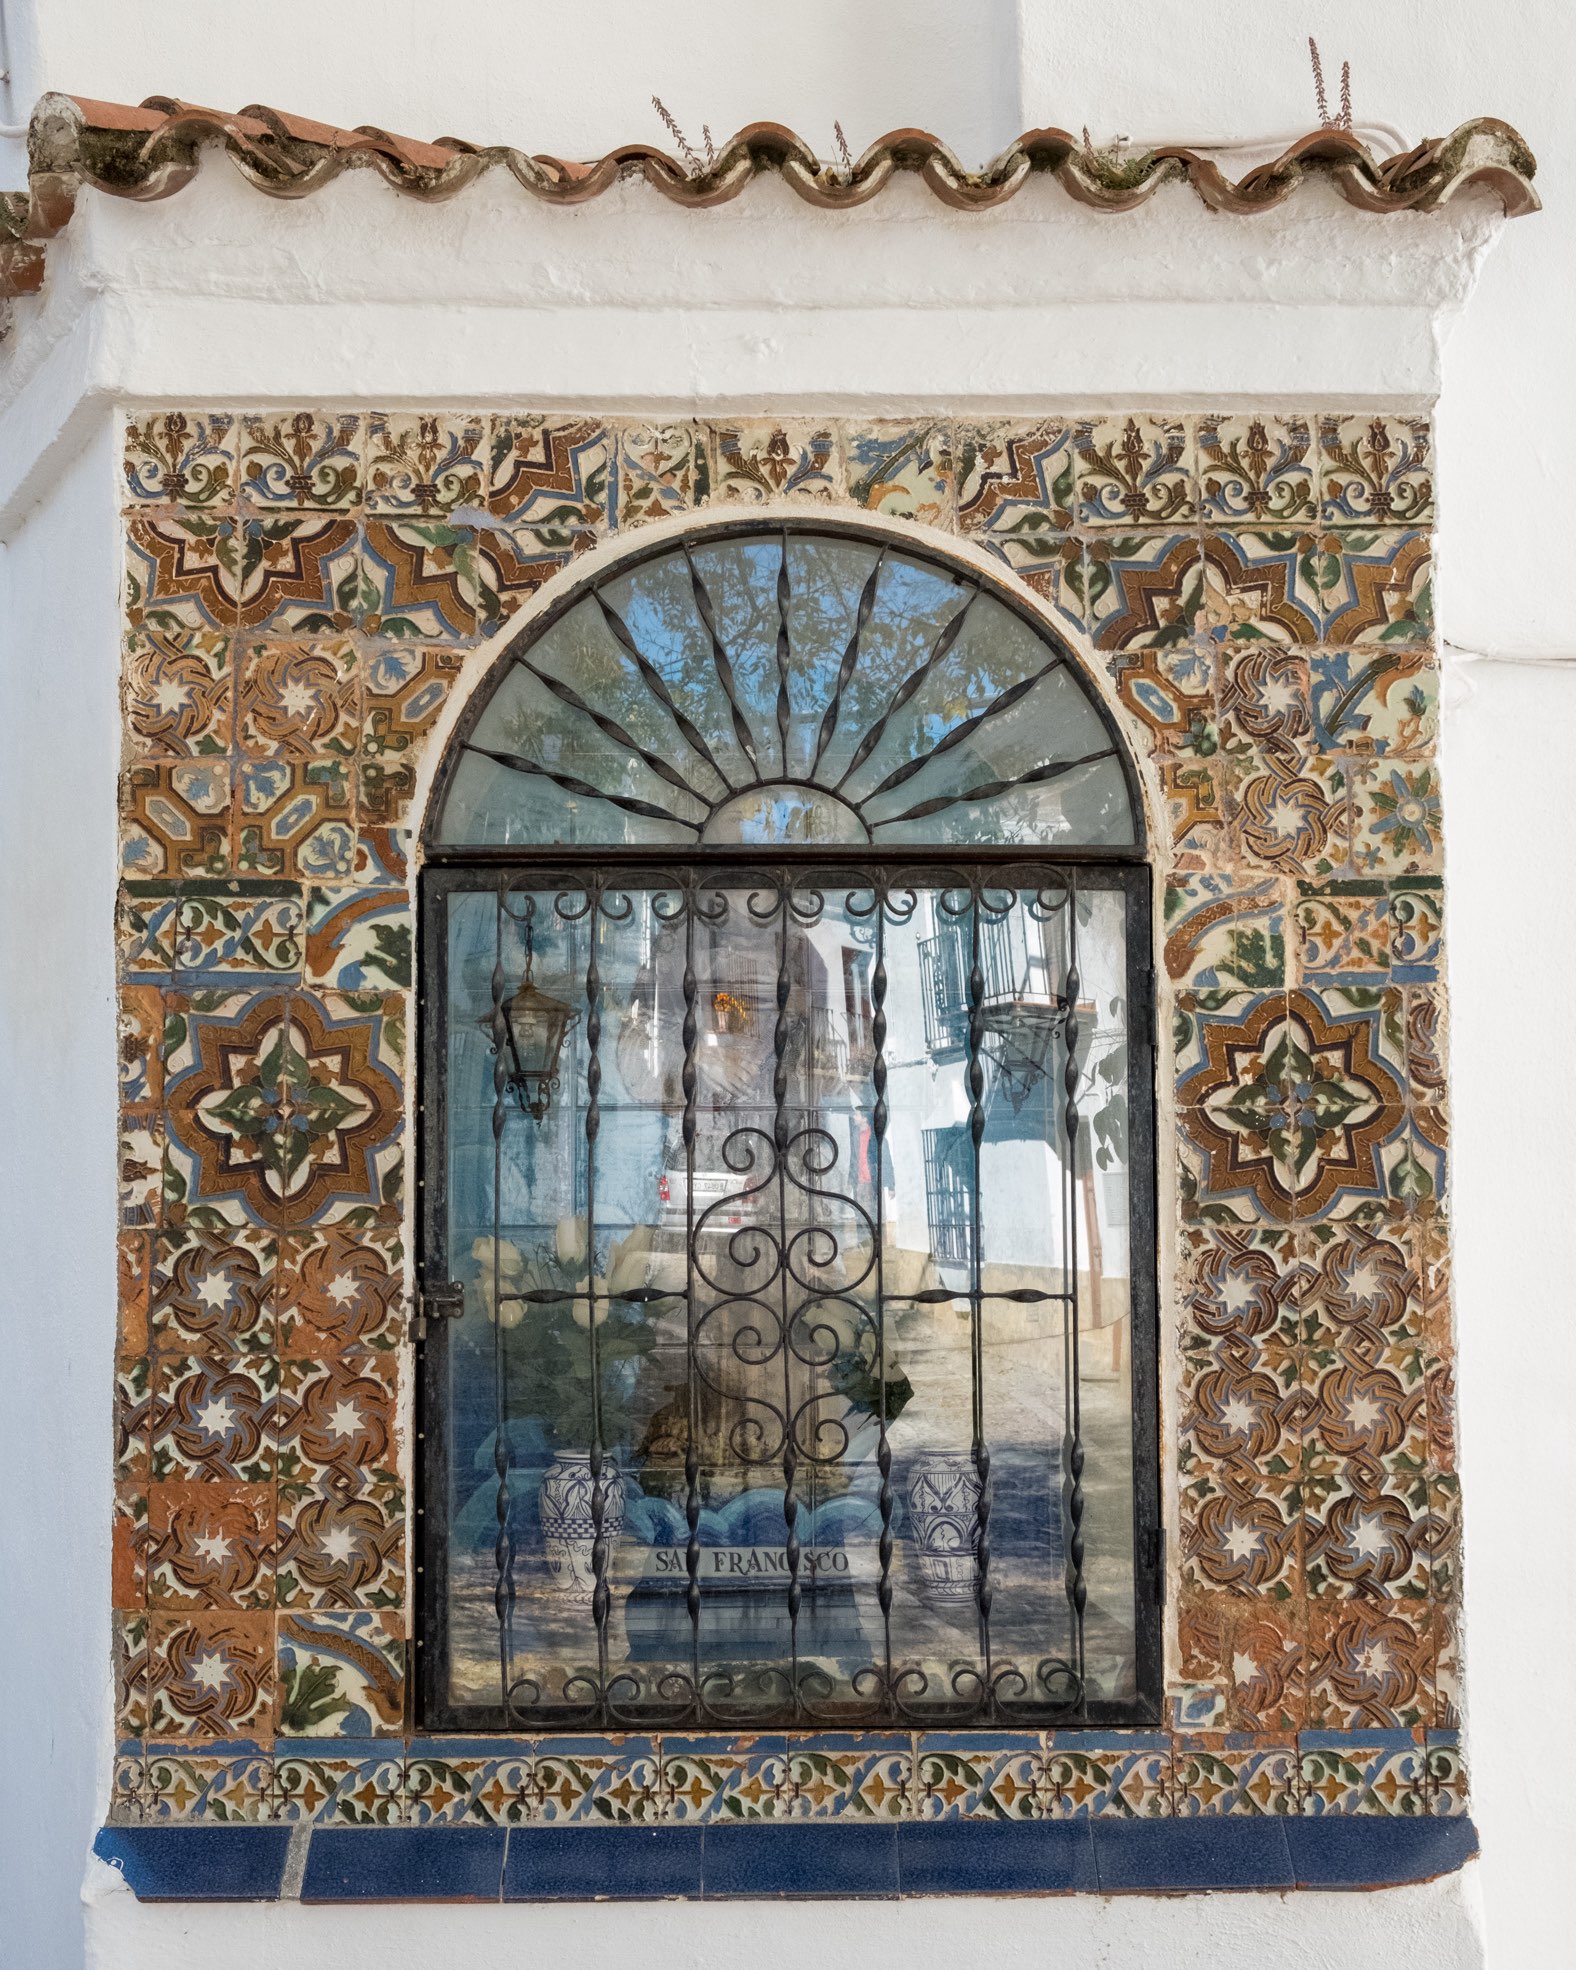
0;5;1569;1969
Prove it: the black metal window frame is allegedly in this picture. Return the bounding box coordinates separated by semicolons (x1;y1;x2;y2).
415;850;1161;1734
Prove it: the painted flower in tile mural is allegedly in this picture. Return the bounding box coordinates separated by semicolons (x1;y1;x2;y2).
1182;995;1404;1217
1361;765;1441;866
165;994;402;1227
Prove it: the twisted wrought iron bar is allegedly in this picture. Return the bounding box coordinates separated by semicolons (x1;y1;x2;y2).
872;883;895;1703
681;879;704;1711
464;741;699;831
861;653;1073;801
833;582;979;793
810;547;886;782
490;891;517;1705
584;877;613;1719
594;589;739;794
774;530;793;779
682;541;761;779
772;885;803;1713
1061;876;1088;1687
508;652;720;810
874;747;1119;829
966;882;994;1708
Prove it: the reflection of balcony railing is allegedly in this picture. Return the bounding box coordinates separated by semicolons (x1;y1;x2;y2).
919;911;1060;1056
805;1003;872;1086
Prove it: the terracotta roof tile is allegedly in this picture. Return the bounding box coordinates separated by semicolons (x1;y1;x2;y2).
0;91;1539;319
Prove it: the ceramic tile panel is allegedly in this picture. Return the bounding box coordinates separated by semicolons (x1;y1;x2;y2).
108;408;1463;1829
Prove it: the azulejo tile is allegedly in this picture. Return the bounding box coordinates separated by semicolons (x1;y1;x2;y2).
236;757;355;882
123;629;232;758
273;1746;406;1824
1351;761;1443;876
1198;415;1316;526
276;1355;398;1493
1319;415;1433;528
476;525;577;631
275;1478;404;1609
123;514;235;639
845;424;953;524
1388;876;1442;981
234;515;363;635
1158;756;1230;863
1198;535;1322;651
1172;1740;1298;1815
1107;642;1215;757
1301;1215;1419;1351
1181;1466;1301;1600
956;422;1074;544
708;422;841;502
151;1225;278;1354
149;1350;278;1483
365;413;486;516
1310;648;1437;756
614;424;708;529
142;1749;275;1822
486;417;611;534
146;1611;276;1739
362;641;464;760
916;1745;1042;1820
1085;532;1202;652
1299;1737;1427;1816
119;1228;154;1361
1178;1223;1304;1347
114;1483;152;1609
1294;879;1389;984
236;639;360;760
277;1226;405;1357
361;519;478;641
240;413;362;513
303;888;411;990
1304;1467;1432;1603
1218;644;1312;757
119;984;164;1108
1163;870;1287;989
114;1613;150;1736
122;761;233;879
1317;530;1434;647
1073;416;1194;528
148;1479;275;1609
120;887;181;975
173;886;305;976
115;1356;152;1481
1229;743;1350;876
120;1109;165;1230
1183;1597;1307;1734
1303;1353;1427;1481
124;412;237;511
276;1611;406;1737
1042;1743;1173;1819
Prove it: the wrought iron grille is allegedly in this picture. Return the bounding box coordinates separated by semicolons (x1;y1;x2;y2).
417;521;1158;1733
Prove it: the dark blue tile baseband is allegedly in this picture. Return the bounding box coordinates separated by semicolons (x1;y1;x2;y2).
302;1826;506;1902
1285;1814;1478;1889
99;1813;1480;1902
94;1825;291;1902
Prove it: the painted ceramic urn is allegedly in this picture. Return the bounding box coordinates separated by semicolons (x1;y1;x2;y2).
539;1452;626;1602
906;1450;981;1603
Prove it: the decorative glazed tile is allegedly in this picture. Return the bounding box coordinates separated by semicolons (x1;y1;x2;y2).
916;1743;1043;1820
1306;1601;1433;1732
1351;762;1443;877
1158;757;1230;863
352;824;410;889
1218;646;1311;766
119;984;164;1108
1304;1468;1432;1602
1198;415;1316;526
476;525;577;630
143;1749;274;1821
275;1478;404;1609
487;418;612;534
361;519;478;640
1163;871;1286;989
362;641;464;760
1425;1734;1467;1816
1303;1352;1427;1482
1317;531;1433;647
149;1351;278;1483
272;1747;405;1824
1107;642;1215;756
1310;648;1437;756
358;759;417;833
276;1611;406;1737
146;1612;276;1739
845;424;953;524
365;414;486;516
304;887;411;989
532;1745;664;1823
148;1480;275;1608
240;413;362;512
614;424;708;529
982;532;1086;636
121;761;233;879
1319;416;1433;528
1178;1223;1304;1348
1173;1740;1297;1815
1299;1739;1426;1816
1228;743;1350;876
235;757;354;881
119;1228;154;1360
173;887;305;976
151;1225;278;1354
1300;1216;1419;1351
1085;533;1202;652
126;514;241;639
708;422;841;503
277;1227;405;1357
1041;1742;1172;1818
1180;1331;1302;1486
1207;1601;1307;1734
1388;876;1442;981
120;1108;165;1230
234;515;363;635
236;639;359;759
114;1483;151;1608
115;1356;152;1481
276;1356;398;1493
114;1612;150;1737
788;1743;912;1819
123;629;232;758
1181;1468;1301;1600
405;1755;509;1824
1197;536;1322;654
124;413;237;511
120;887;180;975
956;421;1074;540
1073;416;1194;528
1294;879;1389;984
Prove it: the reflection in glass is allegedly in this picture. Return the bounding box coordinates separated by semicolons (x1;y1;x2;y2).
440;871;1139;1727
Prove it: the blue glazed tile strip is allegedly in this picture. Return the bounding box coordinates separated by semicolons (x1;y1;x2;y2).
98;1813;1481;1902
94;1825;290;1902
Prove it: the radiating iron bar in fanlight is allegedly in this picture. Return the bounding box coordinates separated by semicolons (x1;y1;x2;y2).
681;883;704;1707
593;589;739;795
872;747;1119;830
682;541;761;779
774;530;793;779
463;741;701;832
507;651;719;811
810;547;886;783
833;582;981;793
583;879;613;1717
872;884;895;1704
772;886;803;1713
1061;876;1088;1684
490;890;517;1704
966;885;995;1700
861;653;1072;802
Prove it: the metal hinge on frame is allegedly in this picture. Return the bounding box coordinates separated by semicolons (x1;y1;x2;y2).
1145;1527;1167;1606
412;1280;464;1343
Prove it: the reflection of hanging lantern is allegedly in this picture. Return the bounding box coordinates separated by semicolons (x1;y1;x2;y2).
481;907;579;1124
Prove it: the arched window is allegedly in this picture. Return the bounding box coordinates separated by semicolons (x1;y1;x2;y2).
418;520;1160;1730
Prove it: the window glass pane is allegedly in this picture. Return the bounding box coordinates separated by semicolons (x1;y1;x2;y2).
438;871;1140;1726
